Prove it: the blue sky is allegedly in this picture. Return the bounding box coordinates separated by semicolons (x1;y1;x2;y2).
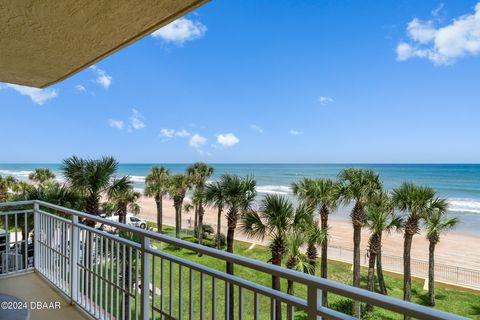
1;0;480;163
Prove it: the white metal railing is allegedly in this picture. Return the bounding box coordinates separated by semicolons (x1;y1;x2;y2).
324;245;480;289
0;201;470;320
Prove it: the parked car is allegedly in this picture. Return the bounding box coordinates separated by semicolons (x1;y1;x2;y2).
101;213;147;232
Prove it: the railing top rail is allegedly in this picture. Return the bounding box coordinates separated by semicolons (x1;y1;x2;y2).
2;200;467;320
0;200;34;207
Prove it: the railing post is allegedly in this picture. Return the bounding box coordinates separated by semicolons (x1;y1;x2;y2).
33;202;40;271
141;237;151;320
70;215;79;304
307;285;322;320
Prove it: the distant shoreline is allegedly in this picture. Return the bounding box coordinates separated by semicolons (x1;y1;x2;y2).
2;163;480;234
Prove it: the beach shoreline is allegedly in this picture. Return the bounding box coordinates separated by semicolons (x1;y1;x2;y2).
137;196;480;270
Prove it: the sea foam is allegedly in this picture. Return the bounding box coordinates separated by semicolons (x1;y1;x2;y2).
256;185;292;195
130;175;147;183
0;169;33;179
448;198;480;214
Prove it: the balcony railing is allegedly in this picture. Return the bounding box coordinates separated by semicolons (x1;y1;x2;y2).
0;200;468;320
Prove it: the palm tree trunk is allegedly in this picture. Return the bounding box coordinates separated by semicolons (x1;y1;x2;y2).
286;257;296;296
402;231;415;320
119;205;127;224
287;277;294;320
271;251;283;320
428;240;436;306
194;204;198;234
83;195;99;296
320;206;329;306
179;200;183;232
403;232;413;302
286;259;295;320
197;204;205;257
155;196;163;232
377;253;388;292
376;232;387;295
174;199;181;238
366;252;377;312
198;203;204;245
225;211;236;320
216;206;222;249
306;243;317;274
352;202;363;317
366;232;380;312
0;192;6;202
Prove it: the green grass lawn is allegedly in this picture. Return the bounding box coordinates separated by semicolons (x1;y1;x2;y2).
145;223;480;319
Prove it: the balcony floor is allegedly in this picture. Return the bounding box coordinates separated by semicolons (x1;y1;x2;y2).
0;272;87;320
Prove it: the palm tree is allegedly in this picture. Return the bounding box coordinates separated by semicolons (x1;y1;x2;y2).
187;162;214;248
392;182;443;305
221;174;256;257
285;231;312;320
144;166;170;232
285;231;312;295
337;168;382;316
242;195;312;320
168;174;191;238
292;178;338;305
364;191;402;311
12;181;34;195
62;155;118;225
204;181;225;249
365;192;403;296
107;176;141;224
29;168;56;184
12;181;84;265
424;201;458;306
191;188;203;234
0;175;17;202
62;155;118;296
220;174;256;319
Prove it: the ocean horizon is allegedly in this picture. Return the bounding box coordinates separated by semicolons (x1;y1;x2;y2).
2;163;480;235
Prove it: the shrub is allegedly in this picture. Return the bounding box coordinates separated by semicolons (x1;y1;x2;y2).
214;233;226;248
203;224;215;235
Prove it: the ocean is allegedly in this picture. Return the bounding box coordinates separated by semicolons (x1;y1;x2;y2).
1;163;479;235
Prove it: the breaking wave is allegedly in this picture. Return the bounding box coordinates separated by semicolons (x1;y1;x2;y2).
256;185;292;195
448;198;480;214
0;169;33;179
130;175;147;183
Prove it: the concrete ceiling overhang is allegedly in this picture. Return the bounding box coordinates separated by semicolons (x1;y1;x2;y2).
0;0;209;88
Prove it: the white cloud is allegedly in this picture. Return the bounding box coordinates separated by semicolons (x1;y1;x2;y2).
160;128;175;138
216;133;239;147
318;96;334;105
189;134;207;148
160;128;190;139
175;129;190;137
250;124;264;133
152;17;207;45
396;42;415;60
130;109;145;130
75;84;86;92
3;84;58;105
289;129;303;136
90;65;112;89
108;119;124;130
397;3;480;65
432;3;444;17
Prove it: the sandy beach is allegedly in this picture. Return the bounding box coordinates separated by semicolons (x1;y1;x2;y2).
137;196;480;270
